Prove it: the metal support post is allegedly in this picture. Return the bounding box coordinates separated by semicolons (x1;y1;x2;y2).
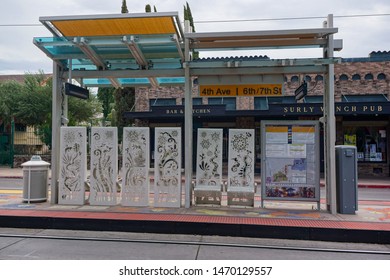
50;62;62;204
184;20;193;208
324;14;337;214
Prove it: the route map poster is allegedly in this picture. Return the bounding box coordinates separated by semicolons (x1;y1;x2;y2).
261;121;320;202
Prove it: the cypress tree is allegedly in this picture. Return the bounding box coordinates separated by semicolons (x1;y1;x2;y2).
145;4;151;13
184;2;198;59
121;0;128;13
185;2;195;32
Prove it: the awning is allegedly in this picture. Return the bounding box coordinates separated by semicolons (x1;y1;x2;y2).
34;12;185;87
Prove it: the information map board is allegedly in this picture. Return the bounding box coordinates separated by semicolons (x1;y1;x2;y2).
261;121;320;206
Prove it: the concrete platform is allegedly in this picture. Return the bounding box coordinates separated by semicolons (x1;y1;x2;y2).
1;167;389;244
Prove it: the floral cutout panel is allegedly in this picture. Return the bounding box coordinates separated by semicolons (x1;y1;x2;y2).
196;128;223;188
154;127;182;207
59;127;87;205
121;127;150;206
89;127;118;206
228;129;255;189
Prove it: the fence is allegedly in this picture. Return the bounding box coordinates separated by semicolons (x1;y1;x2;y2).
13;125;50;156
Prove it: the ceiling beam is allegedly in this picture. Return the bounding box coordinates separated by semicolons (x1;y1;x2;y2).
122;36;148;68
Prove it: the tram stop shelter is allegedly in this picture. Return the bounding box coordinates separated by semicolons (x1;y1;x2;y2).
34;12;342;213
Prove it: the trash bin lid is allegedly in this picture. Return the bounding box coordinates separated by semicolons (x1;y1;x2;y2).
21;155;50;167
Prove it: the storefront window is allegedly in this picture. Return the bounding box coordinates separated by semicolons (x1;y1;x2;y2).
344;126;387;162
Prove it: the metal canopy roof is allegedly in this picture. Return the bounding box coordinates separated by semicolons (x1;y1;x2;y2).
186;28;338;50
34;13;340;87
35;12;185;87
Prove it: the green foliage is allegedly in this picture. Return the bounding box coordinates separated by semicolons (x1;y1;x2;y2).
13;73;52;126
184;2;198;59
0;81;24;126
121;0;129;13
0;72;103;148
97;87;115;122
68;94;102;126
145;4;157;12
113;87;135;139
145;4;151;12
184;2;195;32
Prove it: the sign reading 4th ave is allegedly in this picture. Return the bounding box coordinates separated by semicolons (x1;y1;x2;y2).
199;84;283;97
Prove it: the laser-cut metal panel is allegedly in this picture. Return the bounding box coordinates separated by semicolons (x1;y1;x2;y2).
227;129;255;206
121;127;150;206
228;129;255;188
194;128;223;205
89;127;118;206
154;127;182;207
59;127;87;205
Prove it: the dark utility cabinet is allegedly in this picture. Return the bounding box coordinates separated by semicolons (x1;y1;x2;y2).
335;145;358;214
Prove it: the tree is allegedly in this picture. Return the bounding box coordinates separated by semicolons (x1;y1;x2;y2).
113;87;135;139
0;81;24;129
13;73;51;126
145;4;157;12
121;0;128;13
184;2;198;59
184;2;196;32
145;4;151;13
0;72;102;148
97;87;115;124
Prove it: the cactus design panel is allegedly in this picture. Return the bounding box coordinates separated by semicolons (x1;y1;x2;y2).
228;129;255;189
154;127;182;207
89;127;118;206
59;127;87;205
196;128;223;188
121;127;150;206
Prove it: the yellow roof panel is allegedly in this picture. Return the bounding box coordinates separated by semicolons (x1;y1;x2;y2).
51;17;177;37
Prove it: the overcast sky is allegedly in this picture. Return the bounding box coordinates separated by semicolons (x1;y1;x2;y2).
0;0;390;74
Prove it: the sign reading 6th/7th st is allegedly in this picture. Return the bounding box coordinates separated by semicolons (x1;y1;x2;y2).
199;84;283;97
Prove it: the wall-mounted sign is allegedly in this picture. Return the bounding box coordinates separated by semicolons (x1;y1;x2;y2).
200;84;283;97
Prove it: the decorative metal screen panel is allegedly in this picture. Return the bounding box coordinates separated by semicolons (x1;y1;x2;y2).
154;127;181;207
89;127;118;206
228;129;255;190
227;129;256;206
196;128;223;187
121;127;150;206
59;127;87;205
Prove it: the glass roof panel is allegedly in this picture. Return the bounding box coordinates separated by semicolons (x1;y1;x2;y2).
157;77;185;85
34;34;183;71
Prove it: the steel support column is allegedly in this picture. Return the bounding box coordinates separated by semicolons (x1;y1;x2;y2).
324;14;337;214
184;21;193;208
50;62;62;204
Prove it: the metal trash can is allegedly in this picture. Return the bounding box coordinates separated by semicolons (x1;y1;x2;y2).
21;155;50;203
335;145;358;214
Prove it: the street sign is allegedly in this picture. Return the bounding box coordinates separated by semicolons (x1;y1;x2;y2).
199;84;282;97
294;81;307;101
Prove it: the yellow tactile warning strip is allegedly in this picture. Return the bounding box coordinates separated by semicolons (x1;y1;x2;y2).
0;209;389;231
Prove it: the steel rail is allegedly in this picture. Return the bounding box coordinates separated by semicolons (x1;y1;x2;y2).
0;233;389;256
